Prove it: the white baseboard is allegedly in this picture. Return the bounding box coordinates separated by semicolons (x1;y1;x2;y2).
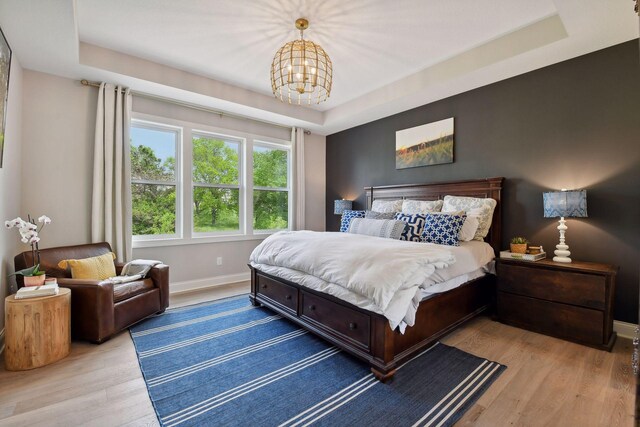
0;328;5;356
614;320;638;339
170;272;251;295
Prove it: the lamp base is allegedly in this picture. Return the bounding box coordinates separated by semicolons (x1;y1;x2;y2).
553;218;572;263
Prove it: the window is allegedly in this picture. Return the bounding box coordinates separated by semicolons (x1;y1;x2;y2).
192;133;242;234
253;142;290;231
130;122;180;238
130;115;291;247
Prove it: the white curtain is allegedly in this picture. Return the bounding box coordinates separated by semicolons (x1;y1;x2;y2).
292;127;305;230
91;83;133;262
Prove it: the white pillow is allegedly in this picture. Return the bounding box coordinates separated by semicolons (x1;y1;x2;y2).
442;196;497;241
371;199;403;213
401;199;444;214
347;218;406;240
458;215;480;242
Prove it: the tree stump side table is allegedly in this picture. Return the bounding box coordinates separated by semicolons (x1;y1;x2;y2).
4;287;71;370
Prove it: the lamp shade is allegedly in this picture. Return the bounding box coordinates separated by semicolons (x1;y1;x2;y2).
543;190;588;218
334;200;353;215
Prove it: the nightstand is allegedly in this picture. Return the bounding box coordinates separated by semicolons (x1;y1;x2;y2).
496;258;617;351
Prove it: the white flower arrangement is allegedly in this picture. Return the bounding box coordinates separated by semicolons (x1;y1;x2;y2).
5;214;52;276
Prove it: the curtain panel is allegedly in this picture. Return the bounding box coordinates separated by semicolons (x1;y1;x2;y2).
91;83;133;262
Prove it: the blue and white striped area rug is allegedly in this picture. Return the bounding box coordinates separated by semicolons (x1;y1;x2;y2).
130;295;505;427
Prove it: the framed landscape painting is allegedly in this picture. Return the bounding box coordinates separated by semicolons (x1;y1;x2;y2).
0;25;11;168
396;117;454;169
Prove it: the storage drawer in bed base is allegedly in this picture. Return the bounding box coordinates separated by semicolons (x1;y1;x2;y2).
249;266;494;382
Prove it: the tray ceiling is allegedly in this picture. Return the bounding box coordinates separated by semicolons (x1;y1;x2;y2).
0;0;637;134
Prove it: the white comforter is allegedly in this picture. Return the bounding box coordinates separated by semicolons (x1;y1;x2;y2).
250;231;455;326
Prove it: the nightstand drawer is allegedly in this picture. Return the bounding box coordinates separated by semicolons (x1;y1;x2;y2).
498;263;606;310
498;292;604;345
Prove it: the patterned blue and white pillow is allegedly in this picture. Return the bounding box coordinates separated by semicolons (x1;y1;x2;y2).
394;213;427;242
340;210;366;232
421;213;467;246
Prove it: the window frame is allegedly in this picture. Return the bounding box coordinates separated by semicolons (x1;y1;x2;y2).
130;113;292;248
130;119;183;243
252;139;292;235
191;130;245;238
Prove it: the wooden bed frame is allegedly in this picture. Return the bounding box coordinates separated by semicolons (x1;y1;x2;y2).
249;177;504;381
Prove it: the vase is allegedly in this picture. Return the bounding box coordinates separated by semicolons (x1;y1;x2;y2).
510;243;527;254
24;274;46;287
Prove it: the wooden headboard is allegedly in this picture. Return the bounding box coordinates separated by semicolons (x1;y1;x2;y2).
364;177;504;254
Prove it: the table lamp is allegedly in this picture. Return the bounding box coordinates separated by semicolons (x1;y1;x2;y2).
543;189;587;263
334;199;352;215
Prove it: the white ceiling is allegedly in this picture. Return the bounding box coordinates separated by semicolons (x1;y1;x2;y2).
0;0;638;135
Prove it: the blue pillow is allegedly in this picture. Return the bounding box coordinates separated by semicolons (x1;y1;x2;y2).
394;213;427;242
340;210;366;232
421;213;467;246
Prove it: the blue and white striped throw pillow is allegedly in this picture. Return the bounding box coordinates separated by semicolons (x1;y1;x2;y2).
394;213;427;242
421;213;467;246
339;210;366;232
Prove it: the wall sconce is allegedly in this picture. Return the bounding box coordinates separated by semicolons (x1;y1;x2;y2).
334;199;353;215
543;189;588;263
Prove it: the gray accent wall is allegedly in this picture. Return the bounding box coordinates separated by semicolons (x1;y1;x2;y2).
326;40;640;323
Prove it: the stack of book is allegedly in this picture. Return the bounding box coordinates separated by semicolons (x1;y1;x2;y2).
15;279;60;299
499;250;547;261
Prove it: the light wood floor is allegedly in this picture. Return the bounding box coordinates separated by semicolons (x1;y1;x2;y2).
0;284;635;426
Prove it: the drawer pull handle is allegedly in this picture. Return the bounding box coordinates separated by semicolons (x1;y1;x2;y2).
349;322;357;330
261;284;267;289
309;305;316;310
285;295;292;300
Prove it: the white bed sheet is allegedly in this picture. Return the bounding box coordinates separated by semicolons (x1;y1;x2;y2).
251;239;495;333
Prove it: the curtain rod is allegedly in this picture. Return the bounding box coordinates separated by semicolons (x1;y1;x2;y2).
80;79;310;134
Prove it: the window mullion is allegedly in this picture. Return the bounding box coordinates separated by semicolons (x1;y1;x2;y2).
183;128;192;240
253;186;288;192
245;138;254;236
132;179;177;186
193;183;240;190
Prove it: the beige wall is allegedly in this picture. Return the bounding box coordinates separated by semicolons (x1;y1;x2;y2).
0;56;23;333
304;133;326;232
132;96;291;141
21;70;97;247
133;240;260;286
18;70;327;287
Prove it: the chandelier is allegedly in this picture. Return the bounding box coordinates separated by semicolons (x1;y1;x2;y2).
270;18;333;105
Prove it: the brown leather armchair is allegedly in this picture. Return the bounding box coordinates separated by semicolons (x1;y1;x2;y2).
14;242;169;343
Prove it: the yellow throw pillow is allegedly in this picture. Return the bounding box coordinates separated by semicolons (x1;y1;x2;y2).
57;252;116;280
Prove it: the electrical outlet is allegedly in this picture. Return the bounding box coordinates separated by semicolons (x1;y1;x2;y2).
216;257;223;266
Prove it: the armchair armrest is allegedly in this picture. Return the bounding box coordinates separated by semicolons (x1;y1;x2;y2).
147;264;169;310
57;278;115;343
115;262;125;275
